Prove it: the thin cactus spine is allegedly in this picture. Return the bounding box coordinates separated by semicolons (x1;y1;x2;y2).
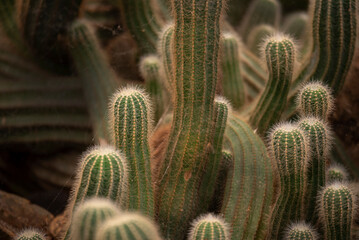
284;222;318;240
189;214;230;240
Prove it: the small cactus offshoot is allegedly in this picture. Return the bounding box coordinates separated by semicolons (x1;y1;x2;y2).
284;222;318;240
15;229;46;240
327;163;349;183
189;214;230;240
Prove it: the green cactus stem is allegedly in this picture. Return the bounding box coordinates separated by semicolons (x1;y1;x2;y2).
70;198;121;240
247;24;276;58
158;25;174;99
15;230;46;240
155;0;225;238
249;35;296;135
221;33;246;109
327;163;349;183
189;214;230;240
285;222;318;240
109;87;154;217
221;114;274;239
69;19;121;143
282;12;309;43
319;182;356;240
268;123;309;239
95;213;163;240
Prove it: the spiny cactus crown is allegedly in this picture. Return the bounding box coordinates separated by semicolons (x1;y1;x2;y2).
189;214;230;240
284;222;318;240
15;229;46;240
327;163;349;183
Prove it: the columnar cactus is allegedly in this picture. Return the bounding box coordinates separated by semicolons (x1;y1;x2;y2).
158;25;174;98
221;33;245;109
319;182;356;240
249;35;296;135
95;213;163;240
298;117;331;222
155;0;225;238
268;123;309;239
70;198;121;240
284;222;318;240
109;87;154;217
189;214;229;240
15;230;46;240
327;163;349;183
247;24;275;57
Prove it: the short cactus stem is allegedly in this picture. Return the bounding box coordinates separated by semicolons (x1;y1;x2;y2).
298;117;331;222
247;24;276;57
284;222;318;240
70;198;121;240
95;213;163;240
268;123;309;239
189;214;230;240
297;82;333;120
249;35;296;135
319;182;356;240
15;229;46;240
327;163;349;183
109;87;154;217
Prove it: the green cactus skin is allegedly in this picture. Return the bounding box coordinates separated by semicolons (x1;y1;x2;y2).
158;25;174;99
189;214;230;240
154;0;225;238
63;146;128;239
247;24;276;58
15;229;46;240
221;33;246;109
240;0;281;43
327;163;349;183
297;82;333;120
95;213;163;240
319;182;356;240
139;55;167;122
249;35;296;135
298;117;331;223
118;0;164;54
267;123;309;239
284;222;318;240
70;198;121;240
198;97;230;212
69;19;121;143
282;12;309;42
221;114;274;240
109;87;154;217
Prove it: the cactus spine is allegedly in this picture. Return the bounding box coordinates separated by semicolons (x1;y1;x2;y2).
249;35;296;135
15;230;46;240
268;123;309;239
154;0;225;238
70;198;121;240
95;213;163;240
109;87;154;217
285;222;318;240
189;214;229;240
327;163;349;183
319;182;356;240
221;33;245;109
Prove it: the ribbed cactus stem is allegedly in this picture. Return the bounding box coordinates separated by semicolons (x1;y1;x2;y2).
15;230;46;240
95;213;163;240
63;146;128;239
249;35;296;135
109;87;154;217
221;33;245;109
268;123;309;239
155;0;225;238
285;222;318;240
327;163;349;183
247;24;275;57
297;82;333;120
70;198;121;240
139;55;167;121
189;214;230;240
158;25;174;98
298;117;331;222
319;182;356;240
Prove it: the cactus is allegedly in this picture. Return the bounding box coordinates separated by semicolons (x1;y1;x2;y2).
319;182;356;240
70;198;121;240
267;123;309;239
15;229;46;240
154;0;225;238
298;117;331;222
139;55;167;121
282;12;309;42
247;24;276;57
63;145;128;239
189;214;229;240
158;25;174;99
284;222;318;240
95;213;163;240
221;33;246;109
249;35;296;135
109;86;154;217
327;163;349;183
